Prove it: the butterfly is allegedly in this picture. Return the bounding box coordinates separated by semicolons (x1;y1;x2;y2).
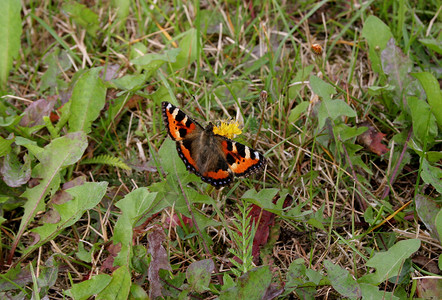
162;101;266;187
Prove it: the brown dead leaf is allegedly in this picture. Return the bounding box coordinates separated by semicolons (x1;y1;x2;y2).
357;121;389;155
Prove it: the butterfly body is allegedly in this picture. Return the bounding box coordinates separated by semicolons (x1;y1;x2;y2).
162;102;266;187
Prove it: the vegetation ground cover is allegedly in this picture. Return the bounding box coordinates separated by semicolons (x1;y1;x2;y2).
0;0;441;299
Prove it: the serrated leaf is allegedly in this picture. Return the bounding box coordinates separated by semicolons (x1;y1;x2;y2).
0;0;22;91
10;132;88;261
23;181;108;260
112;188;159;267
186;259;214;293
360;239;420;284
359;283;399;300
219;266;272;300
68;68;106;133
324;260;361;298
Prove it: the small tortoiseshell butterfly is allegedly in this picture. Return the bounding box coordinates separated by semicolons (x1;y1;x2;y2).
162;102;266;187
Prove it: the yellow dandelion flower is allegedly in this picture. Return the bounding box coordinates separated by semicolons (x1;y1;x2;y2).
213;121;242;139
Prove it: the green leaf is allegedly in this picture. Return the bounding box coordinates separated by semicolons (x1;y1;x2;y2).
361;16;393;74
418;38;442;54
412;72;442;129
317;99;356;129
131;48;181;78
324;260;361;298
110;73;147;91
96;266;131;300
415;194;441;242
171;28;200;71
360;239;421;284
288;101;309;123
309;75;336;101
68;68;107;133
359;283;399;300
436;209;442;246
13;132;88;260
23;181;108;259
0;0;22;91
81;154;130;170
420;158;442;194
112;188;159;267
408;96;438;147
0;135;14;157
0;152;31;187
333;123;367;141
111;0;130;25
186;259;214;293
65;274;112;300
288;65;314;98
219;266;272;300
62;2;100;37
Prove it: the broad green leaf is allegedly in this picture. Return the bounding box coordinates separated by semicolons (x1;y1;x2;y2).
12;132;88;260
112;188;158;267
408;96;437;146
359;283;399;300
309;75;336;101
317;99;356;129
242;188;280;212
97;266;131;300
186;259;214;293
68;68;106;133
219;266;272;300
0;0;22;91
62;2;100;37
361;16;393;73
360;239;420;284
171;28;200;71
65;274;112;300
23;181;108;260
421;158;442;194
412;72;442;129
324;260;361;298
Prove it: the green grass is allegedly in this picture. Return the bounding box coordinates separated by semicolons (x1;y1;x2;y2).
0;0;441;299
